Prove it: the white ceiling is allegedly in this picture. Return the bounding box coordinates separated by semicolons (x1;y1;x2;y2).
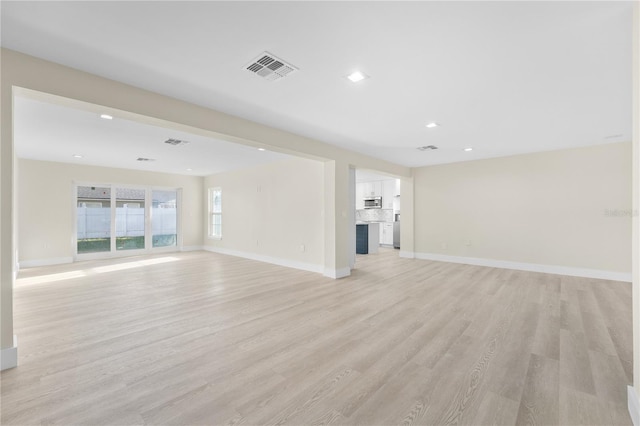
14;96;290;176
1;1;633;168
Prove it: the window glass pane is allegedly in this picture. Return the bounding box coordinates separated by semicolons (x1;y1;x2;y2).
116;187;145;250
212;213;222;238
209;188;222;238
77;186;111;253
212;189;221;213
152;190;177;248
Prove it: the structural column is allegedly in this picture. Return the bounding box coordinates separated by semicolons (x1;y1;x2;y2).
323;159;351;278
1;53;17;370
631;2;640;424
399;174;415;259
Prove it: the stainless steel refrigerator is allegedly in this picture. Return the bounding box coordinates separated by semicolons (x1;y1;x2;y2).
393;220;400;249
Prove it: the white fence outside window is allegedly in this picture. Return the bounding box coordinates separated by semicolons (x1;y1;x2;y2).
77;207;177;238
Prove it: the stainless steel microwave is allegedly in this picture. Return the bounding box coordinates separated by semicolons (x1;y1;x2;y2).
364;196;382;209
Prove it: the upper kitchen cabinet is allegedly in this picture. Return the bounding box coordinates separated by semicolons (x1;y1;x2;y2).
383;180;395;209
356;179;398;210
361;181;382;198
355;183;364;209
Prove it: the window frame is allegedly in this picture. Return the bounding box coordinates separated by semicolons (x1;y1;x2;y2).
208;187;222;239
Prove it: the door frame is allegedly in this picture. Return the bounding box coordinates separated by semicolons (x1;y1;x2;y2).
72;181;182;261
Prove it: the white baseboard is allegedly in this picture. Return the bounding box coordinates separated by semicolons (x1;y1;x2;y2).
204;246;324;275
20;248;203;268
19;257;73;269
413;252;631;282
181;245;204;252
323;267;351;279
399;251;415;259
1;335;18;371
629;386;640;426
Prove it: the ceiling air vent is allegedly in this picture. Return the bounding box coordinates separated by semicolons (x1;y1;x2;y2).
136;157;156;162
245;52;298;81
417;145;438;151
164;138;190;146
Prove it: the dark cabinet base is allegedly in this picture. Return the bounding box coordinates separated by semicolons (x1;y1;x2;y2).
356;224;368;254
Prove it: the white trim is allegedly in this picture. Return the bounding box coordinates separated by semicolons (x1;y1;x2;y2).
399;251;415;259
629;386;640;426
414;252;632;282
181;245;204;252
204;246;324;274
323;267;351;279
208;187;222;239
73;183;183;260
1;335;18;371
19;257;73;269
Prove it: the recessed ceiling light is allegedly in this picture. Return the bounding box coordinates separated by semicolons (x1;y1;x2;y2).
347;71;368;83
257;148;266;151
100;114;113;120
463;147;473;152
72;154;83;159
186;168;193;171
425;122;439;128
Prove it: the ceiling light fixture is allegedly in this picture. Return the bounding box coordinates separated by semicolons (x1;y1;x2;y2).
257;148;266;151
347;71;368;83
463;147;473;152
425;122;439;128
72;154;83;158
100;114;113;120
186;168;193;171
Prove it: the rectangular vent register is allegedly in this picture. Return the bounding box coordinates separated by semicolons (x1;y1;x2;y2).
245;52;298;81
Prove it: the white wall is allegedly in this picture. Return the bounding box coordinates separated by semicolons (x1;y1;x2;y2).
413;142;632;277
204;157;324;273
17;159;203;264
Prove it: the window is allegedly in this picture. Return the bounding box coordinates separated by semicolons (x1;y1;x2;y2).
76;184;180;256
209;187;222;239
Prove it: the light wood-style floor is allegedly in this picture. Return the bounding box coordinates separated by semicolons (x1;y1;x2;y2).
1;249;632;425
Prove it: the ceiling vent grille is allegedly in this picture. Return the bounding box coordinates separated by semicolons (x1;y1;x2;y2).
136;157;156;162
245;52;298;81
164;138;190;146
417;145;438;151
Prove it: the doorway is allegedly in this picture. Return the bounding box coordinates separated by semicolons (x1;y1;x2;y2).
353;169;401;263
75;184;179;259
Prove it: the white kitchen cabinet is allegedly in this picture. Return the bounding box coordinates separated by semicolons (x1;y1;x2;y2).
361;181;382;197
382;180;395;209
361;182;371;197
355;183;365;209
380;222;394;245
